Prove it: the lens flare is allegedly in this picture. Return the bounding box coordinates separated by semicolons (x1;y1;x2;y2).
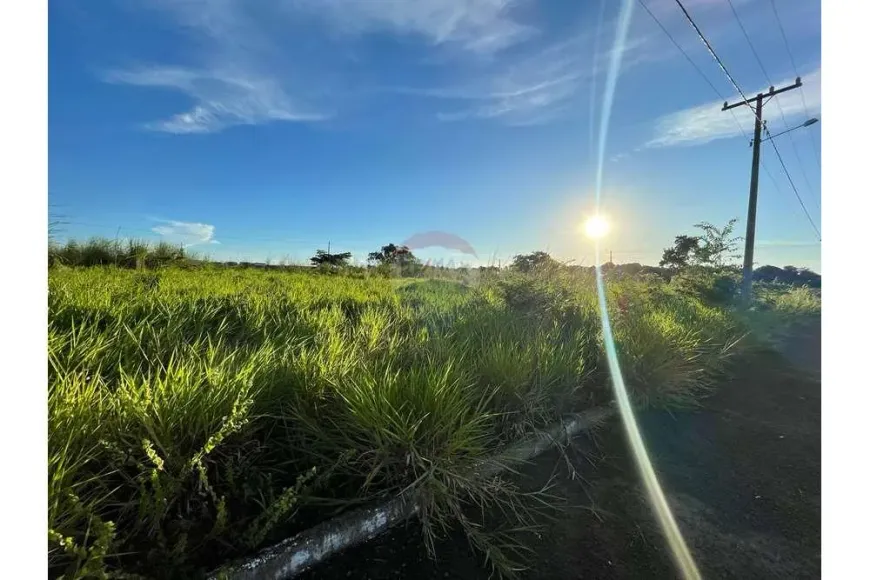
584;215;610;239
591;1;701;579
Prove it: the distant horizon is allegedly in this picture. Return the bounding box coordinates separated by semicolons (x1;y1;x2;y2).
49;232;822;275
50;1;821;274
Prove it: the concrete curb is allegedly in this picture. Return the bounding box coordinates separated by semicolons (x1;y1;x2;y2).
210;405;616;580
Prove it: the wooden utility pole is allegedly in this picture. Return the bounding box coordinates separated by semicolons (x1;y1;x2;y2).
723;78;802;305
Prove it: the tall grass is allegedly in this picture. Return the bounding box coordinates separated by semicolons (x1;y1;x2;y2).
48;266;751;578
737;283;821;348
49;238;187;269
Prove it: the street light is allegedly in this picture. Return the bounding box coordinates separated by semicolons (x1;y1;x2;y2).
756;117;819;144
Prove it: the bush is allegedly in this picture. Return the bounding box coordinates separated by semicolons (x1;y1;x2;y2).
757;284;821;316
607;288;743;409
733;284;821;348
671;267;741;306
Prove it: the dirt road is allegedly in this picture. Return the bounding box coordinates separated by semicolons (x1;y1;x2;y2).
303;323;821;579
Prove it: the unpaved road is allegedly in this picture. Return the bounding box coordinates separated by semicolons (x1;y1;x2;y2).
303;323;821;579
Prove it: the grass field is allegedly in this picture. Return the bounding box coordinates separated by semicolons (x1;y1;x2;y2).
47;264;817;579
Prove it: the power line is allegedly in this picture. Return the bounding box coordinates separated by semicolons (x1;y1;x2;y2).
673;0;821;303
673;0;820;240
672;0;757;120
763;124;821;240
725;0;819;210
636;0;725;102
636;0;784;201
724;0;773;81
770;0;822;169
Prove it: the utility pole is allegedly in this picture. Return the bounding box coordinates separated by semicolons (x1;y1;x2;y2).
723;77;802;306
609;249;613;264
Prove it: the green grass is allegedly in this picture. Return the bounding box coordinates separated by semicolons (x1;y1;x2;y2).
48;265;793;579
49;238;190;269
735;283;821;349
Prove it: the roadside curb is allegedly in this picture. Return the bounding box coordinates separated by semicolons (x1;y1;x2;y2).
210;405;616;580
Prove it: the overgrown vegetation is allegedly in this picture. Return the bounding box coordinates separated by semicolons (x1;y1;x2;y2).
753;264;821;288
48;248;820;579
49;238;188;269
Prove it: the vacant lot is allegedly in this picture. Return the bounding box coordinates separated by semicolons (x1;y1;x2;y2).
48;265;815;579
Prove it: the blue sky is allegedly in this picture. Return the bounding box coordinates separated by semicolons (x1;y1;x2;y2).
49;0;821;271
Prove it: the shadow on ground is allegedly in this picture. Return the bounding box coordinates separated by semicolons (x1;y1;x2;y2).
302;324;821;579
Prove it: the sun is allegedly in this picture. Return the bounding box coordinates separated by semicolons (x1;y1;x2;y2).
583;215;610;239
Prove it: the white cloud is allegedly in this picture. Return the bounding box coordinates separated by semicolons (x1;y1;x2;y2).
152;220;219;246
108;1;536;132
105;66;325;133
435;76;581;125
610;152;630;163
646;67;821;148
421;35;652;125
101;0;816;131
289;0;535;55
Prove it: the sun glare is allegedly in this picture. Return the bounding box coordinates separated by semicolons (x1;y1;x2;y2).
584;215;610;239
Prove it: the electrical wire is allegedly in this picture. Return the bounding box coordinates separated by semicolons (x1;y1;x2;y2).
770;0;822;169
725;0;773;82
636;0;786;210
672;0;821;240
672;0;757;119
725;0;819;210
637;0;725;102
764;125;822;240
637;0;753;140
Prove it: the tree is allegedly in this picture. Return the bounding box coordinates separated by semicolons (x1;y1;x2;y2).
692;218;741;267
367;243;421;276
620;263;644;276
660;235;700;269
510;251;559;273
367;243;417;266
310;249;352;268
660;218;741;269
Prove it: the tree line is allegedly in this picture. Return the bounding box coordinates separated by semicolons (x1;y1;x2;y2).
50;219;819;290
